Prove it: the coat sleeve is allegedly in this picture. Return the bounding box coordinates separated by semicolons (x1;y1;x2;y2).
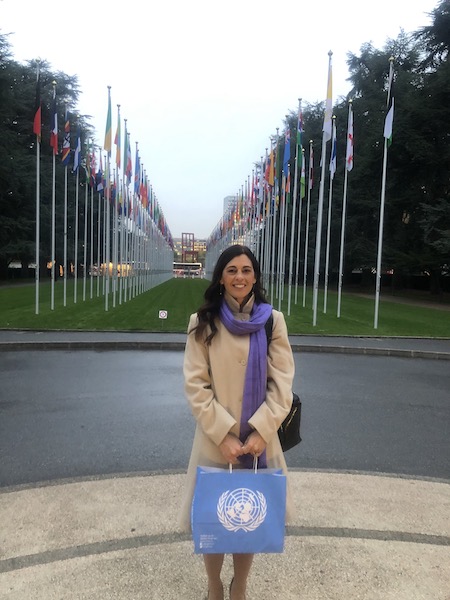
247;310;295;443
183;314;237;446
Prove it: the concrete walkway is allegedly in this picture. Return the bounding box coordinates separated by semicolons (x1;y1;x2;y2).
1;332;449;599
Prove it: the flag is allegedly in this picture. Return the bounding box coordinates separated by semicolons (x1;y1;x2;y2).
123;123;132;185
142;171;149;209
89;145;97;187
104;87;112;154
126;134;132;185
61;108;71;166
73;127;81;172
85;141;91;184
283;127;291;174
140;169;145;202
297;102;304;148
308;143;314;190
346;102;354;171
114;105;121;169
263;155;269;187
300;149;306;199
383;61;394;145
111;179;117;205
323;52;333;142
96;152;104;193
268;147;275;187
134;145;141;195
50;87;58;154
33;71;41;141
329;118;337;179
275;137;282;185
104;155;110;192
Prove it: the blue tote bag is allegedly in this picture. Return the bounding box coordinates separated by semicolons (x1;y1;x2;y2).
191;464;286;554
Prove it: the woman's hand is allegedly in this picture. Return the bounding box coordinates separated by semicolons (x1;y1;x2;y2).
241;431;266;458
218;433;243;464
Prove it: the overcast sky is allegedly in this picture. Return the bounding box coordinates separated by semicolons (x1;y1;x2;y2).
1;0;437;240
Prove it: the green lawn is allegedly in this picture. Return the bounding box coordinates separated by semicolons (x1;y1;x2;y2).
0;277;449;337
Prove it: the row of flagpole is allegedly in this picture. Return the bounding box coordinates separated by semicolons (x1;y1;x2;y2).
205;51;395;329
33;70;175;315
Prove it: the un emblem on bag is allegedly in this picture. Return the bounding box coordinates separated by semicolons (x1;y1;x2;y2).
217;488;267;532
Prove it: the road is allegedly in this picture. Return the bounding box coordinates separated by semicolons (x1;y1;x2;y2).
1;349;449;487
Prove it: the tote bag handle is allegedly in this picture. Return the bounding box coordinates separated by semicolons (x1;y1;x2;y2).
229;456;258;474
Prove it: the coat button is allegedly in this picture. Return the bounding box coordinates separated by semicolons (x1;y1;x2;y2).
240;359;246;365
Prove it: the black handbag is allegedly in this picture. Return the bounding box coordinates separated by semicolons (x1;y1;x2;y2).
278;392;302;452
264;315;302;452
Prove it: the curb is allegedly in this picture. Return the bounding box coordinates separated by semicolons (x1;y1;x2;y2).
0;340;449;360
289;343;450;360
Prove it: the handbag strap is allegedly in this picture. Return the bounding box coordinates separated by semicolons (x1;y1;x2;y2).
264;313;273;348
229;457;258;473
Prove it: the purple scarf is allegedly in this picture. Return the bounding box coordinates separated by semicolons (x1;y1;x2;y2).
219;299;273;468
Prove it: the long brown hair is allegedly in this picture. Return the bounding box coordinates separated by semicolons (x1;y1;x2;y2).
192;245;268;344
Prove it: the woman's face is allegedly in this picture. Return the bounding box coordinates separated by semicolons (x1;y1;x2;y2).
220;254;257;304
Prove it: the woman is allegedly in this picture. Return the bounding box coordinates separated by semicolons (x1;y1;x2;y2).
179;244;295;600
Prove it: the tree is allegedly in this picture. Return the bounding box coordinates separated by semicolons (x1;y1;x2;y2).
0;32;94;278
336;22;449;293
413;0;450;67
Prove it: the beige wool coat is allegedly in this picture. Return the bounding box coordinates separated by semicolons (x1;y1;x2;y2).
178;293;296;533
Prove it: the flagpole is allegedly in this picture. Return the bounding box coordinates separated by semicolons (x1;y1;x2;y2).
260;152;268;281
249;173;254;251
97;185;101;297
269;132;279;305
312;137;327;325
34;64;41;315
51;148;56;310
124;126;131;302
96;147;102;298
63;164;68;306
35;136;40;315
61;104;70;307
374;139;389;328
130;189;135;299
312;51;333;326
50;81;57;311
90;181;94;299
119;174;125;304
83;170;88;302
337;164;349;318
303;141;313;307
253;167;259;260
102;177;107;297
278;122;291;310
269;181;277;305
374;57;395;329
105;158;111;311
337;100;353;318
288;99;302;315
124;185;129;303
104;86;113;312
132;141;140;300
277;174;286;311
112;167;117;307
50;81;56;310
323;115;336;314
295;148;306;303
113;104;121;308
255;160;262;265
74;167;79;303
72;125;80;303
